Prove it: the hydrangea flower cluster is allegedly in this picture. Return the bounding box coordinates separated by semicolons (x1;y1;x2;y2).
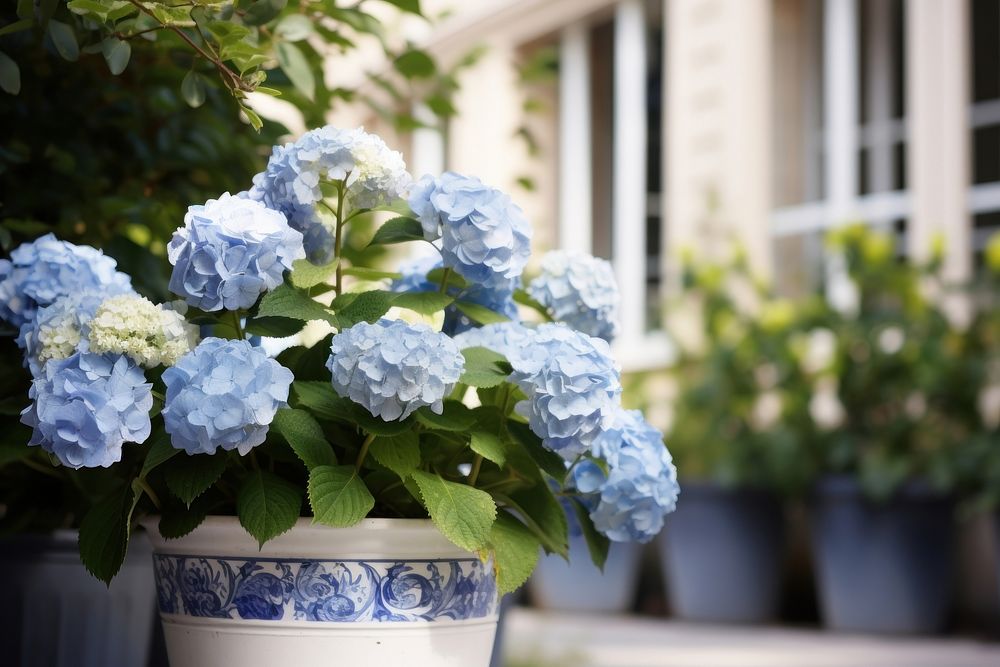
88;295;200;368
572;409;680;543
507;324;622;461
408;172;532;291
327;319;464;421
0;233;133;328
528;250;621;342
168;193;305;311
161;338;293;455
248;127;411;262
452;322;537;362
390;255;518;336
20;352;153;469
17;291;109;377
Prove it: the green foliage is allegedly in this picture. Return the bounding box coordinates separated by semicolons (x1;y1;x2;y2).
78;485;133;585
410;470;496;552
271;408;337;470
460;347;512;388
164;453;227;507
309;465;376;527
486;512;540;595
237;470;303;547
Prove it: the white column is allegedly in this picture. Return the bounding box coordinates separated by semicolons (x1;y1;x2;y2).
410;103;445;179
865;0;894;194
613;0;647;341
558;23;593;254
908;0;971;321
823;0;860;314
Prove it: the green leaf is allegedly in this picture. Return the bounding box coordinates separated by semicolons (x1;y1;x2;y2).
381;0;422;15
427;268;469;290
453;300;511;325
369;432;420;476
470;431;506;467
569;498;610;570
164;453;227;507
78;486;132;585
290;258;339;289
0;442;31;466
275;14;313;41
393;49;435;79
0;51;20;95
148;3;191;24
391;291;453;315
460;347;511;388
292;381;356;422
101;38;131;75
237;470;303;548
181;70;208;108
242;0;288;26
332;290;396;326
257;283;336;324
503;483;569;557
158;494;214;539
244;315;302;337
0;18;32;37
309;465;375;526
415;400;476;431
368;217;425;246
47;20;79;62
140;431;179;479
507;421;566;480
242;106;263;132
487;512;540;594
512;288;551;320
271;408;337;470
410;470;496;552
341;266;402;281
276;41;315;101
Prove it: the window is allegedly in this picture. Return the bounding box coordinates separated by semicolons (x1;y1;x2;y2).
971;0;1000;269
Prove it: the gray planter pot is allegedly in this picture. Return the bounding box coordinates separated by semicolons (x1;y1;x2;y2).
529;532;643;613
659;482;785;623
810;475;955;634
994;513;1000;611
0;530;156;667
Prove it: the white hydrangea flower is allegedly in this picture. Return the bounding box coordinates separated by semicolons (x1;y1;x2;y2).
343;127;412;209
88;294;200;368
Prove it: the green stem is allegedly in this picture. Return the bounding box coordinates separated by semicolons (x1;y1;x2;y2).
334;181;348;297
355;433;376;471
135;477;162;511
438;267;452;295
230;310;244;340
467;454;483;487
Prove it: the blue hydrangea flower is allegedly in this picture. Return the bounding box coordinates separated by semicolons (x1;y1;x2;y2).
168;193;305;311
248;127;411;263
508;324;621;461
327;319;464;421
407;172;532;290
528;250;621;342
162;338;293;455
0;234;133;328
18;291;110;377
20;352;152;468
572;409;680;543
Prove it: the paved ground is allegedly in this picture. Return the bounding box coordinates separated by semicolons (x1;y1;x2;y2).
501;608;1000;667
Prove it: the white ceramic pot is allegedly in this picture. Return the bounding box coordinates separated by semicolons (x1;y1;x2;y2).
145;517;499;667
0;530;156;667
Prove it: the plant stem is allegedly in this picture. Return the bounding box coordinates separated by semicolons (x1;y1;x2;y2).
334;182;347;297
467;454;483;487
355;433;376;471
135;477;162;511
438;267;452;295
230;310;244;340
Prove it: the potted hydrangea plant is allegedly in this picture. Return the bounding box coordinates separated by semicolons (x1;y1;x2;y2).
0;126;679;667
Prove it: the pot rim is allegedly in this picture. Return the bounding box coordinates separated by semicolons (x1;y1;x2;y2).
141;515;474;560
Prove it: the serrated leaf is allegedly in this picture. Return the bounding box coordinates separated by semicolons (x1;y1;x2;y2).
244;315;303;337
276;41;314;101
507;421;566;480
181;70;208;108
569;498;610;570
158;494;214;539
369;432;420;476
293;381;356;422
381;0;422;15
290;258;339;289
470;431;506;467
78;486;132;585
140;431;179;478
257;283;336;324
486;512;540;594
238;470;303;547
502;483;569;557
332;289;395;326
411;470;496;552
415;400;476;431
391;291;453;315
101;38;131;75
342;266;402;281
368;217;424;246
0;52;20;95
394;49;435;79
275;14;313;41
460;346;511;388
309;465;374;526
164;453;227;507
47;20;79;62
243;0;288;25
271;408;336;469
454;300;511;325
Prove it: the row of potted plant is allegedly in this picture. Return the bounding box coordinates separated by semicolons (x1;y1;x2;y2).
0;126;680;666
654;225;1000;633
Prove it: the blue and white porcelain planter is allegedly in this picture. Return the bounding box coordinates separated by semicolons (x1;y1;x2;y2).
145;517;499;667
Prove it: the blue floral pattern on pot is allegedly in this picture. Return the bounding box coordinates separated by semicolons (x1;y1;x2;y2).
153;555;497;623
